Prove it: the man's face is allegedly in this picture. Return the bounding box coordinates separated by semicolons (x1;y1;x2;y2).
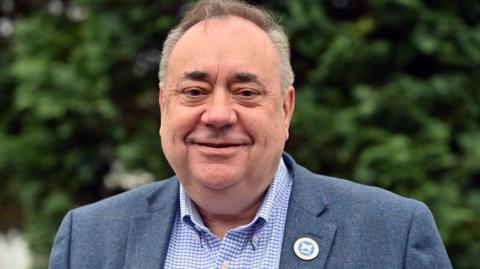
159;16;294;213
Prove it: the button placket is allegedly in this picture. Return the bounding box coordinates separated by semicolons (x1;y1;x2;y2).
251;235;260;250
221;260;230;269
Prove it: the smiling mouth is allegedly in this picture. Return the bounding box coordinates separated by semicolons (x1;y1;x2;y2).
196;143;241;148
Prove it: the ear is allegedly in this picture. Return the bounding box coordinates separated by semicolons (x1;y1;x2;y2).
282;85;295;139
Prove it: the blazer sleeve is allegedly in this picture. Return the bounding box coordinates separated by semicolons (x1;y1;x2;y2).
49;210;73;269
404;202;452;269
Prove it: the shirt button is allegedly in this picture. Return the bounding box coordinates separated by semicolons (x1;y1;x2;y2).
252;235;259;244
221;261;230;269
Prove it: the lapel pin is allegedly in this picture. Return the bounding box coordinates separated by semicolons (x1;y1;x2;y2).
294;237;319;260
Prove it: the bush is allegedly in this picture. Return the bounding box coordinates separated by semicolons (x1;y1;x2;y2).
0;0;478;268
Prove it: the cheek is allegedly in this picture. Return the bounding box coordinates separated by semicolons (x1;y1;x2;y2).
162;105;201;138
269;113;290;144
245;112;285;146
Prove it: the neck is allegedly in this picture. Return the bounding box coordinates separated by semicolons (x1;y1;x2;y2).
196;196;263;239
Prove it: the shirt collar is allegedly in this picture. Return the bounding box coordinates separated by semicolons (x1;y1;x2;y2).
179;158;291;233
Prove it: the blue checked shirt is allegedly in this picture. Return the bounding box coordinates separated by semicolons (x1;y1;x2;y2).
164;159;292;269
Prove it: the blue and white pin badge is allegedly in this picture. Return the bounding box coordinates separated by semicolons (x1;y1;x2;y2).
293;237;319;260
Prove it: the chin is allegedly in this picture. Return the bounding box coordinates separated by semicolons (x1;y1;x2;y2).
194;169;242;191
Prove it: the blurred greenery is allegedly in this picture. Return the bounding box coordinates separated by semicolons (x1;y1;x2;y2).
0;0;478;268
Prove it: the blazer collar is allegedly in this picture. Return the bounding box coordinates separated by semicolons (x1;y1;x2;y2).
280;153;337;269
124;177;179;269
123;153;337;268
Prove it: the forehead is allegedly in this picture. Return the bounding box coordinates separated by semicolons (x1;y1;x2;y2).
166;16;280;85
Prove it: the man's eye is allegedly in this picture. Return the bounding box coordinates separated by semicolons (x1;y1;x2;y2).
183;88;204;96
237;89;259;98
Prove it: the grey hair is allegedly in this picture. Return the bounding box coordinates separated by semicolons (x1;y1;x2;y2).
158;0;294;92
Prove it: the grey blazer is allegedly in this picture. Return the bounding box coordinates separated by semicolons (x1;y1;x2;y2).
49;154;452;268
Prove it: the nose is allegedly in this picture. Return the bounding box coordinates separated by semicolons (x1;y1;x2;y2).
200;90;237;129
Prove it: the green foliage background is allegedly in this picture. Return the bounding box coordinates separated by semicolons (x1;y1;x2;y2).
1;0;478;268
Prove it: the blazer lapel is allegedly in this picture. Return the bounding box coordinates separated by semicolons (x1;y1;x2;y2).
280;155;337;269
123;156;336;268
124;178;179;269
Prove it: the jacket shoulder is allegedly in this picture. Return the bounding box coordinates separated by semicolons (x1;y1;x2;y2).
320;172;418;210
291;162;423;221
73;177;179;218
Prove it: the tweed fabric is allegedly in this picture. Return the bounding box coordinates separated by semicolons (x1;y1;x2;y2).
49;154;452;269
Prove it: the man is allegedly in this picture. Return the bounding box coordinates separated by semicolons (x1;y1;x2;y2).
49;0;452;268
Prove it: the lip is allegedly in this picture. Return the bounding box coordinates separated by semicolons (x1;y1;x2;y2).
190;141;248;156
195;142;243;148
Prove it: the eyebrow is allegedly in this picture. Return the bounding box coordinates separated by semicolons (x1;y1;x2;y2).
182;71;209;82
234;72;258;83
232;72;266;90
181;70;266;90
